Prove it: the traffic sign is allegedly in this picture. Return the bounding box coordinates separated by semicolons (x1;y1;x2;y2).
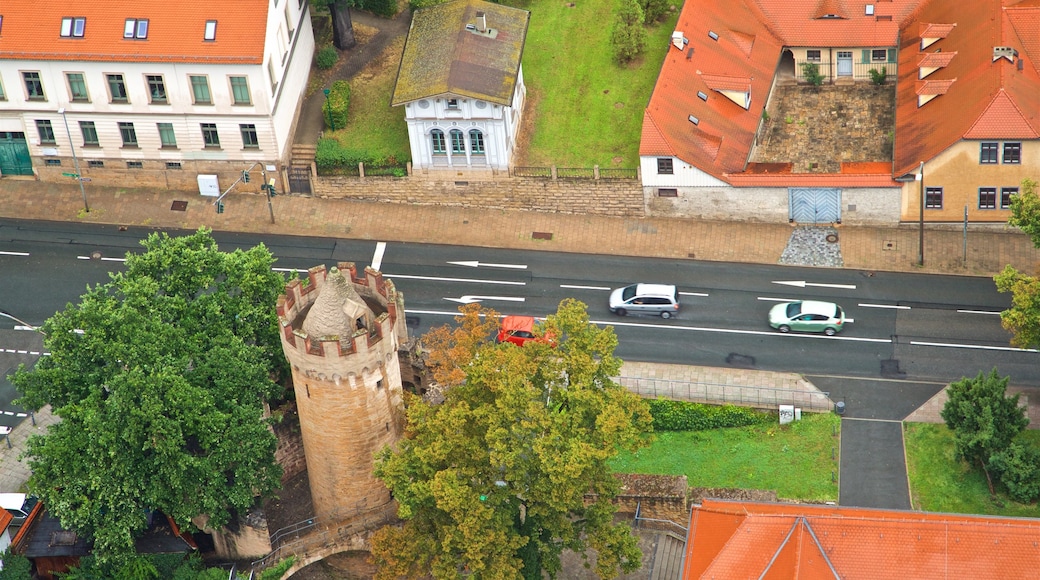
79;177;91;182
61;172;79;178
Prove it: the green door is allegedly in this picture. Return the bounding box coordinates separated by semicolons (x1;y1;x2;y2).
0;132;34;176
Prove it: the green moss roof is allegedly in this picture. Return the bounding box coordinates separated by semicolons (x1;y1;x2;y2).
392;0;530;106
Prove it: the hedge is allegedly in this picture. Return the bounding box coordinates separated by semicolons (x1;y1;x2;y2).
362;0;398;17
315;138;407;176
323;80;350;131
648;399;774;432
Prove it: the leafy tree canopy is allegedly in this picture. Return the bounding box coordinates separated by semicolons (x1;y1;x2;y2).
371;300;652;580
12;229;286;567
996;178;1040;349
940;369;1028;490
1008;177;1040;248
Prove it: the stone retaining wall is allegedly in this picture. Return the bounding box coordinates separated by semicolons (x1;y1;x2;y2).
313;175;645;217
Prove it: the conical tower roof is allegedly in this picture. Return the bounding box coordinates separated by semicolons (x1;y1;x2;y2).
302;267;368;338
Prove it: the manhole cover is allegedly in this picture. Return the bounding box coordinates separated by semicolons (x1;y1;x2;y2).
532;232;553;241
171;200;188;211
825;233;839;243
90;251;103;260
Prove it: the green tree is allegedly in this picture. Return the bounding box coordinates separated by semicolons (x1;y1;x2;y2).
610;0;647;64
640;0;668;24
311;0;359;50
997;178;1040;349
940;369;1029;493
13;229;286;567
0;548;32;580
988;442;1040;503
371;300;652;580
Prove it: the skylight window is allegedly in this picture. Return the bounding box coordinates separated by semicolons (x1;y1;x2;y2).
204;20;217;41
124;18;148;39
708;30;719;41
61;17;86;38
697;91;708;101
688;115;699;125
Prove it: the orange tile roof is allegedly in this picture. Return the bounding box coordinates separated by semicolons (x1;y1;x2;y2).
0;0;268;64
684;499;1040;580
893;0;1040;176
747;0;921;47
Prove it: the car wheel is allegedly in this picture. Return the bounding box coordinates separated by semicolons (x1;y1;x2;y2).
615;308;627;317
661;311;671;319
824;327;837;336
778;325;791;333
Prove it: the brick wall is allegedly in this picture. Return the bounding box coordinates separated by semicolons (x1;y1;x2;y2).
313;175;645;217
272;405;307;484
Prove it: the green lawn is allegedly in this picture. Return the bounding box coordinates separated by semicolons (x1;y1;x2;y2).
612;413;841;502
904;423;1040;517
510;1;678;167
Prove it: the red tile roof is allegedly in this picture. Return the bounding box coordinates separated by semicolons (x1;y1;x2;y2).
747;0;921;47
893;0;1040;176
684;499;1040;580
0;0;268;64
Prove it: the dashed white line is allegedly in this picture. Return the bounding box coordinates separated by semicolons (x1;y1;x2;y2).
956;309;1002;315
386;273;525;286
561;284;612;291
77;255;126;262
0;251;30;256
371;241;387;272
858;303;910;310
679;291;709;297
909;340;1038;353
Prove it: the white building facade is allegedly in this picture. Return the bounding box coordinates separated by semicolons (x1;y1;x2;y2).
0;0;313;192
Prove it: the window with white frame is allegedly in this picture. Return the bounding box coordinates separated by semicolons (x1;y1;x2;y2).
469;129;484;154
284;4;294;40
450;129;464;153
446;98;459;109
61;17;86;37
23;71;45;100
124;18;148;39
430;129;446;154
204;20;217;41
1001;187;1018;209
980;142;998;164
146;75;166;103
0;76;6;100
872;49;887;61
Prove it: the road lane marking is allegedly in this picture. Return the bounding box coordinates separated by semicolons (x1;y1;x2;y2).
444;295;526;304
448;260;527;270
758;297;793;302
76;255;126;262
909;340;1038;353
956;309;1002;315
858;303;911;310
679;292;709;297
371;241;386;271
774;280;857;290
595;320;885;341
0;251;30;256
561;284;612;291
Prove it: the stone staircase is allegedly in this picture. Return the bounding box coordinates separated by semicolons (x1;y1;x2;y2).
645;531;687;580
291;144;316;169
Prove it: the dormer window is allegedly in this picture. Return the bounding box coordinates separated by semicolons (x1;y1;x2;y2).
446;98;459;109
61;17;86;38
204;20;217;41
124;19;148;39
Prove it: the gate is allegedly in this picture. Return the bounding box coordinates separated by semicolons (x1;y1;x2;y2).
287;166;312;194
789;188;841;224
0;132;33;176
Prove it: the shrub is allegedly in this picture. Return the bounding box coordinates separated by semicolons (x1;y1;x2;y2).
869;66;887;86
647;399;774;432
610;0;647;64
801;62;825;87
362;0;398;17
989;442;1040;503
316;45;339;70
323;80;350;131
640;0;668;24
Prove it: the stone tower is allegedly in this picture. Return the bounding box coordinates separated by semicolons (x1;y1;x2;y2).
276;263;407;518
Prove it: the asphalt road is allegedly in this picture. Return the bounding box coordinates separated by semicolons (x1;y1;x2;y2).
0;220;1034;431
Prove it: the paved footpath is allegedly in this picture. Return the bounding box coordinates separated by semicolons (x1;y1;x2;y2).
1;178;1039;510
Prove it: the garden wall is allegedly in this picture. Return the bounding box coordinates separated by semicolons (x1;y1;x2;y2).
313;175;645;217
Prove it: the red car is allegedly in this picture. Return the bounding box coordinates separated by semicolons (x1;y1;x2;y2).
497;315;550;347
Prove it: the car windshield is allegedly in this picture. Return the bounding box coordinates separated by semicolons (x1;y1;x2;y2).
835;305;844;318
622;285;637;301
785;302;802;317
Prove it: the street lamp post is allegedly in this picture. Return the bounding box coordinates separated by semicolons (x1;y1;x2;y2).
323;88;335;131
917;161;925;266
0;310;42;334
58;108;89;213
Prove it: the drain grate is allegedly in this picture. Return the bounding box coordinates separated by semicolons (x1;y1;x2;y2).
532;232;553;241
171;200;188;211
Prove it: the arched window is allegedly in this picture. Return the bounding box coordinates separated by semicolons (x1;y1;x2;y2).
469;129;485;154
450;129;465;154
430;129;446;154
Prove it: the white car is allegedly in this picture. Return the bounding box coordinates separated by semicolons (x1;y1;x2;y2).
608;284;680;318
768;300;845;335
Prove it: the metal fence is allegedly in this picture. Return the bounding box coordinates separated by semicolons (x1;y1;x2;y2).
616;376;833;413
511;166;552;178
510;165;639;180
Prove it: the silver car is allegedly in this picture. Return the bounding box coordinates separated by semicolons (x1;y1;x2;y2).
768;300;845;335
608;284;680;318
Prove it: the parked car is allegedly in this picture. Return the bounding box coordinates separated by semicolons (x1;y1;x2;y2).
608;284;680;318
768;300;845;335
497;315;553;347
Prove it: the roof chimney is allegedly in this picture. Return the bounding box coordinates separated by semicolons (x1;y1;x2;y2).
993;46;1017;62
476;10;486;33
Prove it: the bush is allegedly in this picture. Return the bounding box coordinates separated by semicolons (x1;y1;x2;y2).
316;45;338;70
0;548;32;579
648;399;773;432
316;139;406;175
801;62;825;87
640;0;668;24
323;80;350;131
989;442;1040;503
868;66;887;86
610;0;647;64
362;0;398;17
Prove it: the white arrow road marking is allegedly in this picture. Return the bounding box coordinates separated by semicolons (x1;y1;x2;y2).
957;309;1002;315
448;260;528;270
773;280;857;290
445;295;526;304
371;241;386;272
910;340;1038;353
388;273;525;285
561;284;612;291
0;251;30;256
859;303;911;310
679;291;709;297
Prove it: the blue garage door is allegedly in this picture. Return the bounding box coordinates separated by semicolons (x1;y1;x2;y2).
789;188;841;224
